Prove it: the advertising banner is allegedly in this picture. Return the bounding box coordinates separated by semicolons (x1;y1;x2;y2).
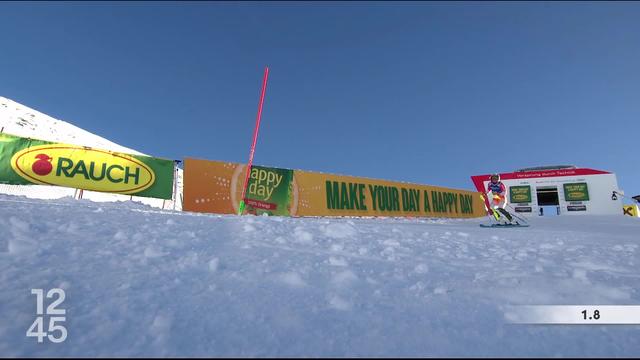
509;185;531;204
183;158;485;218
0;133;174;199
563;183;590;202
243;165;294;216
623;205;639;217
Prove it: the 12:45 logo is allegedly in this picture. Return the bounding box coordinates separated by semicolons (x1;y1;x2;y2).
26;289;67;343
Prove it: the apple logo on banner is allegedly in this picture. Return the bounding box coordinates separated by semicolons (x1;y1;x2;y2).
32;154;53;176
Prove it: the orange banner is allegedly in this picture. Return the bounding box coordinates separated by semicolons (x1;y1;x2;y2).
183;158;485;218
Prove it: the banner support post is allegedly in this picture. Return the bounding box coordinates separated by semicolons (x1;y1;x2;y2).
173;160;181;210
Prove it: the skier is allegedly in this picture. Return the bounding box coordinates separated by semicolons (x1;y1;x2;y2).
486;173;516;224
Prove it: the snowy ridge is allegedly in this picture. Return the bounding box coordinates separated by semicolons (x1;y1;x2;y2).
0;96;182;209
0;194;638;357
0;96;141;155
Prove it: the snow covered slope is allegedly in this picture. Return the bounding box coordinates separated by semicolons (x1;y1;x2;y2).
0;96;140;155
1;194;638;357
0;96;182;209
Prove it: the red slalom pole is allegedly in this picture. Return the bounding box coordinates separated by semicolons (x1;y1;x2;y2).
238;66;269;215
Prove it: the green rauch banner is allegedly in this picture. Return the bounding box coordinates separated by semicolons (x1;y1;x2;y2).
509;185;532;203
0;133;174;199
243;165;294;216
563;182;589;202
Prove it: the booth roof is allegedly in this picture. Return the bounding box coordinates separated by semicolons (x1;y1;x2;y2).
470;168;612;193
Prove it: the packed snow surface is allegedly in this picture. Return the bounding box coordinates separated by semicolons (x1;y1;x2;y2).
1;194;639;357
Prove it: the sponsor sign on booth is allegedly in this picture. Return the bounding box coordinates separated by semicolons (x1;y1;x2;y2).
563;183;590;202
509;185;532;204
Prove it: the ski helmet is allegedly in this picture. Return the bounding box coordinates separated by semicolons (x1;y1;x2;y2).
489;173;500;182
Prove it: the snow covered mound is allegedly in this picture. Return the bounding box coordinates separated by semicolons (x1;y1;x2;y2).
0;194;639;357
0;96;141;155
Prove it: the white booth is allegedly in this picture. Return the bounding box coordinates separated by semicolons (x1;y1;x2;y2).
471;166;623;216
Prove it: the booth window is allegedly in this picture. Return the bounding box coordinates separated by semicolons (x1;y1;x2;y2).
537;186;560;206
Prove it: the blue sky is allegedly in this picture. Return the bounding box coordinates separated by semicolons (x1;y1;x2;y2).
1;2;638;197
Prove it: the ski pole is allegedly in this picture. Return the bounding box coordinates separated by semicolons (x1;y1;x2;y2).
505;203;529;223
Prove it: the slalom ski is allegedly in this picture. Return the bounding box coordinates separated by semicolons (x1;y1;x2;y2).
479;193;529;228
480;223;529;228
480;193;501;221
